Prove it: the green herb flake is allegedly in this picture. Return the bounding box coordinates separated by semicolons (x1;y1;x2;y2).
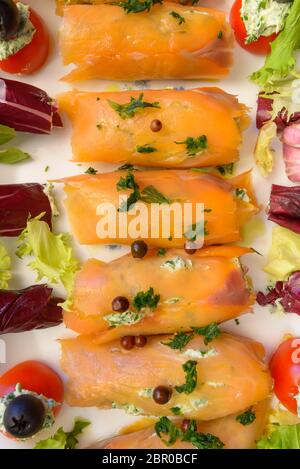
163;331;193;351
171;406;182;416
85;167;98;175
117;170;172;211
191;323;221;346
157;248;167;257
175;360;198;394
175;135;207;156
182;419;224;449
44;165;50;173
118;163;137;171
132;287;160;311
108;93;160;119
217;163;234;176
155;416;182;446
136;144;157;153
96;123;102;130
169;10;185;25
155;417;224;449
236;407;256;426
217;30;223;39
140;185;171;204
112;0;162;14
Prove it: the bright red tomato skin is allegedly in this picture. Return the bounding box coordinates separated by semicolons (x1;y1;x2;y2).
270;337;300;415
0;360;64;416
230;0;278;55
0;8;49;74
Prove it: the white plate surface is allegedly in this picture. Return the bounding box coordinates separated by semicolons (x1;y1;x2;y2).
0;0;300;449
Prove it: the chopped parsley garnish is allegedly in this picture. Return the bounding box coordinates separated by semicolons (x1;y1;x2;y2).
44;165;49;173
85;167;98;175
155;417;224;449
174;360;198;394
117;170;172;211
191;323;221;346
112;0;162;14
175;135;208;156
217;163;234;176
217;30;223;39
107;93;160;119
140;185;171;204
132;287;160;311
155;417;183;446
163;323;221;351
118;163;137;171
169;11;185;25
184;221;208;241
236;407;256;426
136;144;157;153
171;406;182;416
235;318;240;326
157;248;167;257
163;331;193;351
182;419;224;449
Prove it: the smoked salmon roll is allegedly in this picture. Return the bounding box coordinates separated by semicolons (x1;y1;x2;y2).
60;332;273;420
59;3;233;81
64;246;255;339
57;169;258;248
89;400;270;449
58;88;249;168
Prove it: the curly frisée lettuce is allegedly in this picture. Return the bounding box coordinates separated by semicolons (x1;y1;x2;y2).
251;0;300;88
0;241;11;289
16;218;80;309
264;226;300;280
35;418;90;449
257;423;300;449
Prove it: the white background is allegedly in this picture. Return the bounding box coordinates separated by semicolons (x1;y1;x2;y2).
0;0;300;449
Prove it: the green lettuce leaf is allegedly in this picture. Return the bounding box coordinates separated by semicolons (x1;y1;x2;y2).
16;218;80;308
0;241;11;289
0;125;15;145
35;419;90;449
264;226;300;280
257;423;300;449
251;0;300;88
254;121;277;177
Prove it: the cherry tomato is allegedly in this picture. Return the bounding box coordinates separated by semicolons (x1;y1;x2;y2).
0;7;49;74
0;360;64;416
230;0;278;55
270;337;300;415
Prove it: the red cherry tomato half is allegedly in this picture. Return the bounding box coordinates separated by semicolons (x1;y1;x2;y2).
0;360;64;416
230;0;278;55
270;337;300;415
0;8;49;74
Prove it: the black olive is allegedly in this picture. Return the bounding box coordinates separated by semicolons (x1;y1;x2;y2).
131;240;148;258
112;296;130;312
3;394;46;439
0;0;21;40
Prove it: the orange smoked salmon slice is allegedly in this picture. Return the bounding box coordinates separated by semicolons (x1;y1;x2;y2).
65;245;255;339
60;333;273;420
89;400;270;449
58;88;249;168
59;3;233;81
56;170;258;248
